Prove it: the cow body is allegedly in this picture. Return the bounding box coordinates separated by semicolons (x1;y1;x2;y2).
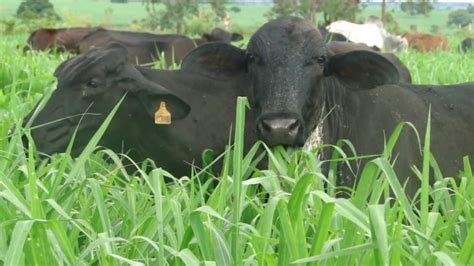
326;20;408;52
24;27;101;52
461;37;473;53
306;79;474;196
317;26;348;42
402;32;449;52
182;17;474;197
77;29;196;66
23;43;256;177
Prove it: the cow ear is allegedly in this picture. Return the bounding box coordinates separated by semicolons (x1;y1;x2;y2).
324;50;400;90
180;42;247;80
134;80;190;120
54;57;75;78
201;33;212;42
231;33;243;42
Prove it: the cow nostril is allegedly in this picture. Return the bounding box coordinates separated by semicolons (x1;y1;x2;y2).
288;120;300;132
260;120;273;133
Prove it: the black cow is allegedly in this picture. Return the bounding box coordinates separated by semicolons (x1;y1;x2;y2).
76;29;196;66
182;16;474;196
195;27;244;45
23;43;257;177
461;37;473;53
77;28;244;66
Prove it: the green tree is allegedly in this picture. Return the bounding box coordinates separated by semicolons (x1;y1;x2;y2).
16;0;60;20
266;0;299;18
209;0;228;20
400;0;433;16
319;0;359;25
467;4;474;14
447;9;472;28
266;0;359;25
144;0;198;33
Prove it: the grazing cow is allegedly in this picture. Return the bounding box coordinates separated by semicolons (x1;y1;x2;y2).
22;43;257;177
327;20;408;53
76;29;196;66
195;27;243;45
182;16;474;197
24;27;101;52
327;41;412;83
317;26;348;42
461;37;473;53
402;32;449;52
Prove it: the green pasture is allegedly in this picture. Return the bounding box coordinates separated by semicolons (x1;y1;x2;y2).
0;28;474;264
1;0;471;34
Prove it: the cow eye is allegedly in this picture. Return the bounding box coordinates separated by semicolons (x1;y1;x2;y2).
247;53;263;65
306;55;326;67
317;55;327;65
86;79;99;88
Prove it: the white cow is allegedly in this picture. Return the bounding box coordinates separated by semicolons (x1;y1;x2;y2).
327;20;407;53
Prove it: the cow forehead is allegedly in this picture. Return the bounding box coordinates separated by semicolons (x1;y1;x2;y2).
248;17;325;57
58;48;127;84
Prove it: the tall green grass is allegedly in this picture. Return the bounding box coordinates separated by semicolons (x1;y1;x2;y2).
0;35;473;265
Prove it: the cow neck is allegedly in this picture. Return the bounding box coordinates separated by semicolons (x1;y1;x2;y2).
304;76;347;159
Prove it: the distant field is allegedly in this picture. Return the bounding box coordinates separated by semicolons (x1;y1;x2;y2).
0;0;468;35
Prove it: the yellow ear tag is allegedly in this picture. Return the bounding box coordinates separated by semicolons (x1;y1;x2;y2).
154;101;171;125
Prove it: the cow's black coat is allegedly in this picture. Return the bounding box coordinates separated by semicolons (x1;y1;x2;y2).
182;17;474;196
24;43;257;177
25;17;474;197
461;37;473;53
76;29;196;66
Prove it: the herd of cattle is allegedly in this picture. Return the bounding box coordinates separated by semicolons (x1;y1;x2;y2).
24;26;243;66
20;16;474;197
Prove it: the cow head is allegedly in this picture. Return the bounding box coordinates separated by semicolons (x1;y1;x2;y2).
383;35;408;53
24;28;58;52
182;16;399;147
201;27;243;43
24;42;190;155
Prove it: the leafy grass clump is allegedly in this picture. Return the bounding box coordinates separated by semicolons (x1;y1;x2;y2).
0;35;473;265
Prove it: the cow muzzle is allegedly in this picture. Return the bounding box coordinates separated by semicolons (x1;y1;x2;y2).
257;116;304;147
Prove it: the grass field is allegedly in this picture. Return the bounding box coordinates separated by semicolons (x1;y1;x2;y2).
1;28;474;265
1;0;471;34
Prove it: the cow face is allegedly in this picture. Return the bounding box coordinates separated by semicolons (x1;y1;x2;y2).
24;43;190;155
182;17;327;147
246;17;327;146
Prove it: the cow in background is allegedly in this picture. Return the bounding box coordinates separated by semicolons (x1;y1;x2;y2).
77;28;244;66
327;20;408;53
76;29;196;66
318;26;348;42
194;27;243;45
461;37;473;53
24;27;102;52
402;32;449;52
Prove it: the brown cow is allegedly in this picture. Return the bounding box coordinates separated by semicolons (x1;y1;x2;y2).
402;32;449;52
24;27;102;53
